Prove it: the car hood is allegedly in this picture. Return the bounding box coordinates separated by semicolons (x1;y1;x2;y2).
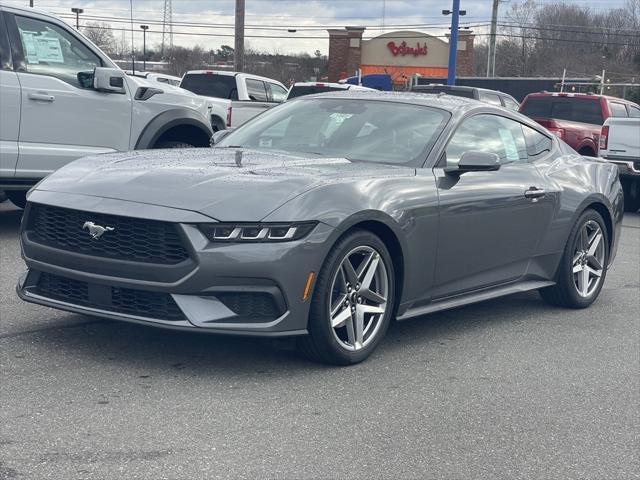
35;148;415;221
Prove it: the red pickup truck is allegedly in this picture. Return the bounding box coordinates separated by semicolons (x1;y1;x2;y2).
519;92;640;156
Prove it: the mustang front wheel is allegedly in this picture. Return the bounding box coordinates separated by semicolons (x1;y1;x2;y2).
298;230;395;365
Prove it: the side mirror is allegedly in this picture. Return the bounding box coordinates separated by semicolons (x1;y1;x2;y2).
77;70;95;89
445;151;501;175
211;129;232;145
93;67;126;94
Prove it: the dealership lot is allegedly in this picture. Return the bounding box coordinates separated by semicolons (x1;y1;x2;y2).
1;200;638;479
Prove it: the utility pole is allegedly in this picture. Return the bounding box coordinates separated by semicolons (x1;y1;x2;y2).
140;25;149;71
29;0;33;7
487;0;499;77
443;0;462;86
71;7;83;29
234;0;245;72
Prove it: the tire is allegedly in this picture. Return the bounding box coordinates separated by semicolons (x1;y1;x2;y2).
5;190;27;209
297;229;396;365
539;209;609;308
153;141;196;149
0;190;7;203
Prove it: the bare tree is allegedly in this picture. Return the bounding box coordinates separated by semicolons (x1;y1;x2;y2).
82;22;117;56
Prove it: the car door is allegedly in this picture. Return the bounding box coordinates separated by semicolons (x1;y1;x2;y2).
8;12;131;179
431;113;555;298
232;78;273;126
0;12;20;179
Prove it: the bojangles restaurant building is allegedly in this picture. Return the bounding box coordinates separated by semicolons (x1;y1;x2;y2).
327;28;475;85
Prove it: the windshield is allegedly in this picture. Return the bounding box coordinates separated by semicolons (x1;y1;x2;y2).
180;74;238;99
521;96;604;125
218;98;449;166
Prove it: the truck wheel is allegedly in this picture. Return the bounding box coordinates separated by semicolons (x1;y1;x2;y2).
0;190;7;203
6;191;27;209
154;141;196;149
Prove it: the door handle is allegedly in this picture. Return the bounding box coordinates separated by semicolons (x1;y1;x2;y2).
524;187;546;199
28;93;55;102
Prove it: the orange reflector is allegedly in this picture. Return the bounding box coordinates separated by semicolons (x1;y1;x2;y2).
303;272;315;301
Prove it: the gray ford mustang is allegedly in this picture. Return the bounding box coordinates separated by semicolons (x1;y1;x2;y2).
17;92;624;365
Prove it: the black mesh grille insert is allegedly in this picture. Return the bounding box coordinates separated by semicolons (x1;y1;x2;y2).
216;292;280;318
28;204;189;264
35;272;185;321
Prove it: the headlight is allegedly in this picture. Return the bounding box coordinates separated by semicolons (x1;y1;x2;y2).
198;222;317;243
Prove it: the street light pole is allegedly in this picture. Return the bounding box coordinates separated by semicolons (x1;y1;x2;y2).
140;25;149;71
443;0;462;86
71;7;83;29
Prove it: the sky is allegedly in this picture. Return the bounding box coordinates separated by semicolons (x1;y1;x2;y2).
3;0;630;55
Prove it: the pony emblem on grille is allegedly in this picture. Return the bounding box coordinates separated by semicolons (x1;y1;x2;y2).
82;221;115;240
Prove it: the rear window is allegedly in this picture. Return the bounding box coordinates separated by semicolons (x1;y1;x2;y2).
180;74;238;100
287;85;347;99
520;96;604;125
412;86;475;99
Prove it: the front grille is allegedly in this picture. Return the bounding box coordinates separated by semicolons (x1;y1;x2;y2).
216;292;280;318
35;272;185;321
27;204;189;264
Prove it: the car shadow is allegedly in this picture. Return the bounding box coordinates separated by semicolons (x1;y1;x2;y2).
18;290;553;378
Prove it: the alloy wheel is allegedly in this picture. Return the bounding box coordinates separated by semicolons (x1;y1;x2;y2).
572;220;605;298
328;246;389;351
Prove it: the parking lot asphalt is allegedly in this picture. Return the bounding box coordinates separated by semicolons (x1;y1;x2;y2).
0;200;638;480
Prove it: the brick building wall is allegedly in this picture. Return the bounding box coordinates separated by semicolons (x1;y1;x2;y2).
327;27;365;82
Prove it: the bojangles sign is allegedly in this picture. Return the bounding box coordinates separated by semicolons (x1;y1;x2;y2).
387;41;428;57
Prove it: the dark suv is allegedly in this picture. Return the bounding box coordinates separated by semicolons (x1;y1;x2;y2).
410;85;520;111
519;92;640;156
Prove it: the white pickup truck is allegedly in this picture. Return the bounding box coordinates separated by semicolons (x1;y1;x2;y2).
180;71;288;130
599;116;640;212
0;4;214;208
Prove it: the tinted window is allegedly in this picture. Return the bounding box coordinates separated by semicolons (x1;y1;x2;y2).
478;91;502;106
502;96;520;111
246;78;268;101
219;98;450;166
521;96;604;125
445;114;528;167
180;74;238;99
522;125;552;159
610;102;628;117
287;85;346;99
0;15;11;70
629;106;640;118
15;15;101;87
267;83;287;102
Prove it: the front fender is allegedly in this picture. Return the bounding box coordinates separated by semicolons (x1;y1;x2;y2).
135;109;213;149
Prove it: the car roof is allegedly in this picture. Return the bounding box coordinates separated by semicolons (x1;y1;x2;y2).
299;90;479;111
412;84;515;98
525;91;637;105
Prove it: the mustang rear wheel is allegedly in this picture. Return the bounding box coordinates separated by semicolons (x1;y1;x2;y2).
298;230;395;365
539;209;609;308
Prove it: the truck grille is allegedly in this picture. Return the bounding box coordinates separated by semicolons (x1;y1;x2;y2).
35;272;185;321
27;204;189;264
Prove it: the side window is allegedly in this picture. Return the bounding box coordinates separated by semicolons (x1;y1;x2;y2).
502;96;520;111
268;83;288;103
522;125;552;160
445;114;528;167
629;105;640;118
0;14;12;70
245;78;268;102
610;102;629;117
14;15;101;87
478;91;502;106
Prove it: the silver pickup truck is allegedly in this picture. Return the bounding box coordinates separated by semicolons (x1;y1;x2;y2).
599;116;640;212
